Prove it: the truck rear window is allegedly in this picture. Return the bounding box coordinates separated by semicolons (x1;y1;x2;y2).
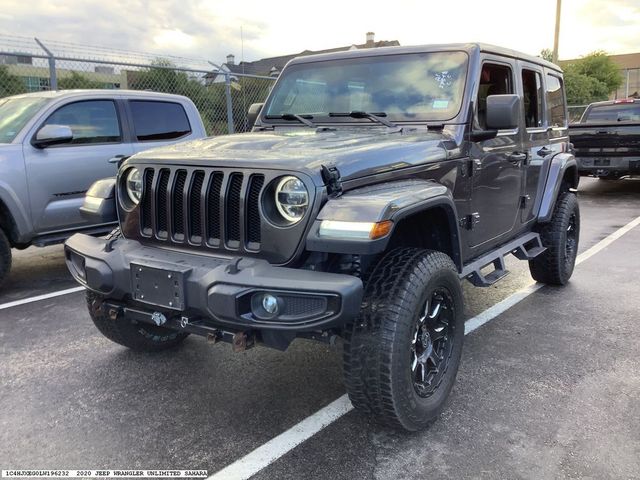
583;103;640;123
130;100;191;141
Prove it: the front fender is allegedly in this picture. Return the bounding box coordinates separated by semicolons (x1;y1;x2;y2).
306;179;461;260
0;183;33;244
537;152;578;223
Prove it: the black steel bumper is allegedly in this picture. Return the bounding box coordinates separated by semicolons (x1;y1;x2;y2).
577;157;640;177
64;234;363;333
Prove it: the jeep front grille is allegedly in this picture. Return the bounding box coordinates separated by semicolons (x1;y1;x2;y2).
140;167;265;252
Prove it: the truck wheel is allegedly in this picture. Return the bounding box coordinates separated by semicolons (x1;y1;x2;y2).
529;191;580;285
86;292;189;352
0;229;11;288
343;248;464;431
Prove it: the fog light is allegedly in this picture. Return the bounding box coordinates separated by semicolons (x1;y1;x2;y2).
262;294;279;315
250;292;285;320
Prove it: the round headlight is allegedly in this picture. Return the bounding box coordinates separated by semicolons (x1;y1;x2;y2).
275;176;309;223
125;168;142;205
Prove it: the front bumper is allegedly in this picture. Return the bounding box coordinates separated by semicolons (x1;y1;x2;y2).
64;234;363;333
576;156;640;177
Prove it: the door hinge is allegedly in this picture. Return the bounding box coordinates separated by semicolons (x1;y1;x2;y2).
459;212;480;230
321;164;343;197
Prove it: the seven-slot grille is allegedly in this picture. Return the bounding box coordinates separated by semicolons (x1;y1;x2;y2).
140;167;265;251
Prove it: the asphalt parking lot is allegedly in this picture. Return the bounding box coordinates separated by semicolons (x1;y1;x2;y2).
1;177;639;479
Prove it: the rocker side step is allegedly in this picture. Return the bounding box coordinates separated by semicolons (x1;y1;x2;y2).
460;232;546;287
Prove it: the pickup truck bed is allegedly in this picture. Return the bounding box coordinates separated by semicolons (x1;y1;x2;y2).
569;99;640;179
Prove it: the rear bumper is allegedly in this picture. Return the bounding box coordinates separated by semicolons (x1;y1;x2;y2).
576;156;640;177
64;233;362;333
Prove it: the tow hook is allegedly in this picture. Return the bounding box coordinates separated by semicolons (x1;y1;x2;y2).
232;331;255;352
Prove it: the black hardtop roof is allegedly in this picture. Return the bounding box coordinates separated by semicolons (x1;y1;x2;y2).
287;42;562;73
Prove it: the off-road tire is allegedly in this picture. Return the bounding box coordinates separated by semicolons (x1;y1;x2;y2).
343;248;465;431
529;191;580;285
86;292;189;352
0;229;11;288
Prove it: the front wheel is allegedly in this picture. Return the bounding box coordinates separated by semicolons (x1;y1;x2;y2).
0;229;12;288
343;248;465;431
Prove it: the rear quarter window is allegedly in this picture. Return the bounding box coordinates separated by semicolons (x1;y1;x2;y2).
546;74;567;127
130;100;191;141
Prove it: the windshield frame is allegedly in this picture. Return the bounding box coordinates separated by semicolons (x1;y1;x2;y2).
260;50;470;127
0;95;52;144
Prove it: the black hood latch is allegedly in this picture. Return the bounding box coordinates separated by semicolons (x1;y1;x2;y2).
321;164;343;197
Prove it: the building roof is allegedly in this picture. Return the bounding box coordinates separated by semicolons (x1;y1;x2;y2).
210;36;400;79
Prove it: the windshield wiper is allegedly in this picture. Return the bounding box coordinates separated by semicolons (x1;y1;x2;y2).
329;111;398;128
265;113;316;128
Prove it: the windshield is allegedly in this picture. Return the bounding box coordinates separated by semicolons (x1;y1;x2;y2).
264;51;469;123
583;103;640;123
0;96;51;143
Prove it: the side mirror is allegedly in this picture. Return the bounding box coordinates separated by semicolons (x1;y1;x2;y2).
79;177;117;224
486;94;520;130
247;103;264;130
33;124;73;148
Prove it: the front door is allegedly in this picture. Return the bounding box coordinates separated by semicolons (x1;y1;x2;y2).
23;99;133;234
470;60;524;250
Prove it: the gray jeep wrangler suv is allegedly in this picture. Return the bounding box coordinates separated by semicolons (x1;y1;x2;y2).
65;43;580;431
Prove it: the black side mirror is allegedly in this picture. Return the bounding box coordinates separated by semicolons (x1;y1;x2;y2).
32;124;73;148
247;103;264;130
486;94;520;130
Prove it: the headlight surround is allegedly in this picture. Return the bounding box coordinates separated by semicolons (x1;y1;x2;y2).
125;167;142;205
275;176;309;223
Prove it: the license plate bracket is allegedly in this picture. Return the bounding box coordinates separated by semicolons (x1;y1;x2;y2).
131;262;187;310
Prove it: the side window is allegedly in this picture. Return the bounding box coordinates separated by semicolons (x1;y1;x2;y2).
43;100;121;144
477;63;514;129
546;74;567;127
130;101;191;141
522;69;544;128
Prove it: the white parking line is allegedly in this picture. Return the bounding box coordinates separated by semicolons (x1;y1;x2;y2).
208;213;640;480
0;286;84;311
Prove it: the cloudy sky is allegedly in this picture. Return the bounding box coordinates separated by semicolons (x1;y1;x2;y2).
1;0;638;65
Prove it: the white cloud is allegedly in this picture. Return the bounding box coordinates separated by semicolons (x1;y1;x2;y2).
0;0;637;64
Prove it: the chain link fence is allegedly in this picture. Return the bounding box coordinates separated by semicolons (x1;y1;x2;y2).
0;35;276;135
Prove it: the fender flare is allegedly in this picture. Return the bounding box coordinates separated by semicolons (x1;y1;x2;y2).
306;179;463;269
0;183;33;244
537;152;579;223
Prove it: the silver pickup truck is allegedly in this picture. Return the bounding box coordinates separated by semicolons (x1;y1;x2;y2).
0;89;206;287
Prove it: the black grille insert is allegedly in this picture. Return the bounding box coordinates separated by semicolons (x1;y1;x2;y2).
226;173;243;246
139;168;267;253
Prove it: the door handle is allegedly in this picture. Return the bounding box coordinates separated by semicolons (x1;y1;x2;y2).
537;147;554;157
508;152;527;164
108;155;129;166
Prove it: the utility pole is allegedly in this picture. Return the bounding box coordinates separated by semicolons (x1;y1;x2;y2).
552;0;562;64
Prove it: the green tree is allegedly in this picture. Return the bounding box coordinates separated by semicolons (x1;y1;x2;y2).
0;65;27;97
562;51;623;105
540;48;553;62
58;71;107;90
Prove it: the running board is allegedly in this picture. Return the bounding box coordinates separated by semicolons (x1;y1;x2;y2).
460;233;546;287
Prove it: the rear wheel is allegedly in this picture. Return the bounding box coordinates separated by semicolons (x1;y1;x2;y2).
0;229;11;288
86;292;189;352
343;248;464;431
529;191;580;285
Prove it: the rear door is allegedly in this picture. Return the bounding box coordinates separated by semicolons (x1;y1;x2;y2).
470;57;524;250
23;98;134;234
517;61;549;225
126;100;194;154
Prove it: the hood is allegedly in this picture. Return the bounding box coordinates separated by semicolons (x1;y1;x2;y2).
131;127;460;184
